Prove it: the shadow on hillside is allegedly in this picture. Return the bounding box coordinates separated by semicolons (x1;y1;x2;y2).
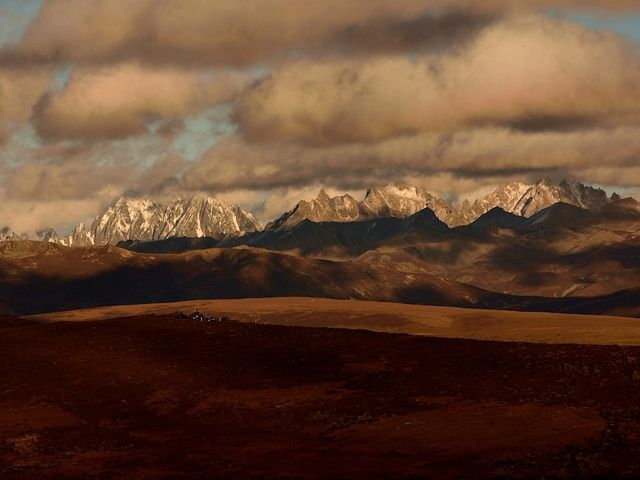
0;247;460;315
1;242;639;318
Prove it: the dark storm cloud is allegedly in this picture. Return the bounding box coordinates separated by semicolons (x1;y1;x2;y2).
326;11;498;56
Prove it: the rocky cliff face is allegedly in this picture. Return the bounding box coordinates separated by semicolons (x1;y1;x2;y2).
66;194;261;246
267;179;617;229
269;185;457;230
14;179;618;246
361;185;457;225
455;178;617;226
267;190;367;230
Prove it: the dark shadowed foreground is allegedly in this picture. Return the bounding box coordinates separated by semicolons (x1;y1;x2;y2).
2;315;640;479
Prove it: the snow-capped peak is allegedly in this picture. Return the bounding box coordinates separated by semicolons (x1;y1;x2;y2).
268;189;363;230
268;179;619;230
362;184;456;225
66;193;262;246
455;178;617;225
269;184;456;230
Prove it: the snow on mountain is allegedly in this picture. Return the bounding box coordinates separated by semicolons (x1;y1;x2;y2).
268;185;459;230
267;190;366;230
266;179;618;230
361;185;457;224
65;194;261;246
166;194;263;239
456;178;617;226
5;179;618;248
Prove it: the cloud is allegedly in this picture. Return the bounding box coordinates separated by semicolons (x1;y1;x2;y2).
0;67;50;139
0;135;194;232
34;62;249;140
236;15;640;145
4;125;639;231
5;0;438;66
2;136;199;204
4;154;135;202
5;0;638;67
574;166;640;189
2;1;640;232
0;143;135;233
0;195;116;235
128;154;188;196
182;125;640;194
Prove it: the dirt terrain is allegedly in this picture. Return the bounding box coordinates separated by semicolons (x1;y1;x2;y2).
2;240;640;318
2;314;640;478
28;297;640;345
0;240;498;315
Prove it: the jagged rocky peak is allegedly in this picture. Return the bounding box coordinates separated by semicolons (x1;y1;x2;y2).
558;179;614;209
270;184;459;231
65;222;91;246
66;193;261;246
363;185;429;216
271;178;620;231
268;189;365;230
456;178;619;226
168;193;262;238
316;189;330;201
363;184;457;224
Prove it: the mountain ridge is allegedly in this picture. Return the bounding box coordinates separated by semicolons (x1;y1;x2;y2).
1;239;638;318
65;194;261;246
2;178;622;245
266;178;619;231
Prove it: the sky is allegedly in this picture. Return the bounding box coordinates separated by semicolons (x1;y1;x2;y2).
1;0;640;234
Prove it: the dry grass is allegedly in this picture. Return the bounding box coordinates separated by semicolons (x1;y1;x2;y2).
27;297;640;345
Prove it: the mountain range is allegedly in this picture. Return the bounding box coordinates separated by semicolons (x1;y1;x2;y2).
267;185;455;230
1;235;638;318
121;195;640;305
1;183;638;317
270;178;618;230
0;178;622;246
65;194;261;246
